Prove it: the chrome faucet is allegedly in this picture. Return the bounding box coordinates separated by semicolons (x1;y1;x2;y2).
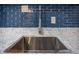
38;5;43;34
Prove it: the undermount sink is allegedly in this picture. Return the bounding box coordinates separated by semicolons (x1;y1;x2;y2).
4;37;70;53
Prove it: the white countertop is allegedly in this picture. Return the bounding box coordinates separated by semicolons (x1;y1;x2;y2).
0;28;79;53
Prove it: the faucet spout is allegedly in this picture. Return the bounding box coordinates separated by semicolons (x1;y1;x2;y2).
38;5;43;34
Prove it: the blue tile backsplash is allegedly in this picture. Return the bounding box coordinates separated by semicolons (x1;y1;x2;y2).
0;4;79;27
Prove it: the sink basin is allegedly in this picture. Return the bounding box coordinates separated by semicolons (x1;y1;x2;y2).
4;37;70;53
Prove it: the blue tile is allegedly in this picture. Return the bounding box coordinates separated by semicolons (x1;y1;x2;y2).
0;4;79;27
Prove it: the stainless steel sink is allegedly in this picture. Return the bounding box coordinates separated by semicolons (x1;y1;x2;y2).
4;37;71;53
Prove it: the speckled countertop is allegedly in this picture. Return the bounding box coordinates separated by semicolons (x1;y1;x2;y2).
0;28;79;53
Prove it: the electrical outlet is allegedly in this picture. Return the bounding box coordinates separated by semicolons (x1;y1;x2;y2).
21;5;29;12
51;16;56;24
21;5;32;12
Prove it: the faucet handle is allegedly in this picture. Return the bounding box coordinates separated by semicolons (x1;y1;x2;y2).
38;28;43;34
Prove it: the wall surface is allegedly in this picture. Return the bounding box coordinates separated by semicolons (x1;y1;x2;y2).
0;4;79;27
